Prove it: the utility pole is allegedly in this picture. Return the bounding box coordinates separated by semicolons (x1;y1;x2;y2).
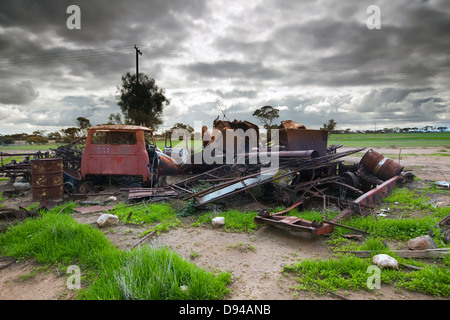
134;45;142;83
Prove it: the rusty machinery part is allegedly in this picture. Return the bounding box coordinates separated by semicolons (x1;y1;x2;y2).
62;181;77;201
273;185;297;205
340;171;359;189
30;158;64;201
50;138;85;171
360;149;404;181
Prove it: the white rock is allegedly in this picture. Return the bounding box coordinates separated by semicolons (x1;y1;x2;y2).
212;217;225;228
180;285;188;293
372;254;399;270
13;182;31;191
104;196;117;202
97;214;119;227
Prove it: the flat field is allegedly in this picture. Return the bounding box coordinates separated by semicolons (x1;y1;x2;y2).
328;132;450;148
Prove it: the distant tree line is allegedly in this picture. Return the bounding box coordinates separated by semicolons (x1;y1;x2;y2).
0;117;92;145
331;125;448;134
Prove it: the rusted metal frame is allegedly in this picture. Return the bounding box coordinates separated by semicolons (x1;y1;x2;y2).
191;156;349;206
184;163;291;201
438;213;450;227
186;149;365;205
189;152;342;201
254;208;335;238
322;219;371;235
171;164;231;187
240;179;263;206
353;175;400;209
271;201;304;216
170;183;194;194
190;161;321;205
332;181;364;195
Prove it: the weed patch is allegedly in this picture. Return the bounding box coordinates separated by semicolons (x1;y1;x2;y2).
195;209;259;233
109;202;181;235
0;206;231;300
79;245;231;300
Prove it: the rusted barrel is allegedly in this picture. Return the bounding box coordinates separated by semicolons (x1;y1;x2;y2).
360;149;403;181
31;158;63;201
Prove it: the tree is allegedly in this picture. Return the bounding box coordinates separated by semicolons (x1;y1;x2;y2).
26;135;48;145
171;123;194;134
116;72;170;131
76;117;91;138
106;113;123;125
322;119;337;133
47;131;62;141
60;127;82;143
252;105;280;129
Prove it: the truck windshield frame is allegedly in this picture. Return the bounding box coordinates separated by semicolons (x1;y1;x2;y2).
91;131;137;145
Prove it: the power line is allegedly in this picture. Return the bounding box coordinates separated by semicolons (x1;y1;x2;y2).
0;43;443;78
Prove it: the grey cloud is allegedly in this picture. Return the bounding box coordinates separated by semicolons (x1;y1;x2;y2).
0;81;39;105
207;89;259;100
0;0;448;134
184;60;284;81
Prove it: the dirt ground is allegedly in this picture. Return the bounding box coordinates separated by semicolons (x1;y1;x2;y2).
0;146;449;301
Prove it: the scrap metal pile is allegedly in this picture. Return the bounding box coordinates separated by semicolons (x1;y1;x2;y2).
151;147;413;238
126;120;414;238
0;151;51;183
0;119;414;238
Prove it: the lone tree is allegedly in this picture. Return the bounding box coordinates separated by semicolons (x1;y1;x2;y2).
252;105;280;129
171;122;194;134
116;72;170;131
322;119;337;133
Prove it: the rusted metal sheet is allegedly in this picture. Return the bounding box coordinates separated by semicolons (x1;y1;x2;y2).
278;120;307;130
242;150;319;159
196;170;277;205
254;201;335;238
125;187;178;200
277;127;329;156
212;117;260;154
360;149;403;181
30;158;63;201
353;175;400;208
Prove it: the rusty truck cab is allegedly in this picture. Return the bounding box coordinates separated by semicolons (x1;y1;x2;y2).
81;125;157;185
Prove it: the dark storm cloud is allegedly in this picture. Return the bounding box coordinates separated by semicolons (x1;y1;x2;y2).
0;0;207;45
0;0;448;134
184;60;284;82
0;81;39;105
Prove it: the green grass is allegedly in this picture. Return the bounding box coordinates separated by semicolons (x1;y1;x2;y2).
194;209;260;233
0;206;115;268
284;253;450;297
79;245;231;300
0;203;231;300
284;182;450;298
328;132;450;148
0;144;60;152
108;202;181;235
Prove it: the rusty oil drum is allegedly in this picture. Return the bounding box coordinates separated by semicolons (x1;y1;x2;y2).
360;149;403;181
31;158;63;201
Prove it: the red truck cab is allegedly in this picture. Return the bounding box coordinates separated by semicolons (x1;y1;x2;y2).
81;125;159;185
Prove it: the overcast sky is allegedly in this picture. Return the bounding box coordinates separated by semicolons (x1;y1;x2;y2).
0;0;449;135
